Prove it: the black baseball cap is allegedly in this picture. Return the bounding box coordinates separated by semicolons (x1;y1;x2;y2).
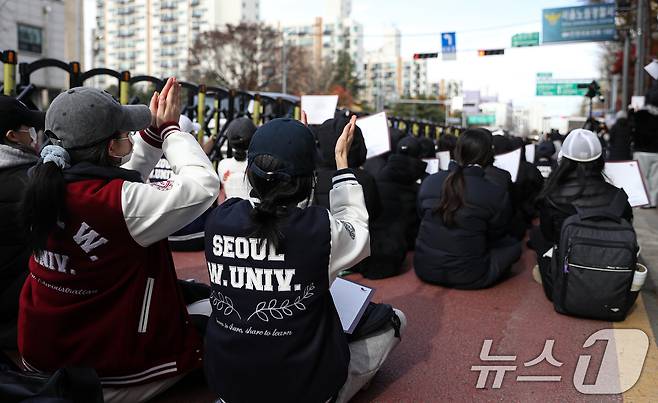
0;95;46;130
247;118;316;180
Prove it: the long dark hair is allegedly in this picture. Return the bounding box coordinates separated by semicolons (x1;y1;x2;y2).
21;138;115;254
247;154;313;250
539;155;605;202
436;128;494;227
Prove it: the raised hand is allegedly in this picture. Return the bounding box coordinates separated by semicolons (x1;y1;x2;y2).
156;77;182;128
300;110;308;126
335;115;357;170
149;91;159;128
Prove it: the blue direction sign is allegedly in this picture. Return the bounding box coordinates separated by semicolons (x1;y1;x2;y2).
441;32;456;61
542;4;616;43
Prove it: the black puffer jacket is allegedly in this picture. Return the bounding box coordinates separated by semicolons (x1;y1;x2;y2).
312;118;381;221
631;108;658;153
538;172;633;243
377;153;426;251
414;164;512;288
0;145;38;348
608;116;633;160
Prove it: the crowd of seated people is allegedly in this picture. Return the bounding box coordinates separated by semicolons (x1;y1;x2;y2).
1;78;653;402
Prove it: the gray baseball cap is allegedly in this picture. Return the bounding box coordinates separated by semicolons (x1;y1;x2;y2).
559;128;602;162
45;87;151;149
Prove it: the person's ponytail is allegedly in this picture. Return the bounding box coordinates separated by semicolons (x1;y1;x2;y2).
435;165;466;227
247;154;313;250
22;161;68;254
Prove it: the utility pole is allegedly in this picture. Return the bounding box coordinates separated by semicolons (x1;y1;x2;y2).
633;0;647;96
281;30;287;94
622;31;630;112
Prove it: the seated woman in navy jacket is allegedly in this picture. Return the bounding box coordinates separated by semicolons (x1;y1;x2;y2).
203;116;405;403
414;129;521;289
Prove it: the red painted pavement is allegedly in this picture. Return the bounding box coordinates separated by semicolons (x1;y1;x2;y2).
158;242;623;402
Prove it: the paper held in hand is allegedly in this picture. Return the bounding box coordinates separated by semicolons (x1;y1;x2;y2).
356;112;391;159
525;144;535;164
423;158;439;175
604;161;650;207
436;151;451;170
645;60;658;80
493;148;522;182
330;278;374;334
301;95;338;125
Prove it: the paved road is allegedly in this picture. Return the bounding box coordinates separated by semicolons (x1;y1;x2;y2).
160;210;658;402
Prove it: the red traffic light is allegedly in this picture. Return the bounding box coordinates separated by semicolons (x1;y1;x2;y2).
413;53;439;59
478;49;505;56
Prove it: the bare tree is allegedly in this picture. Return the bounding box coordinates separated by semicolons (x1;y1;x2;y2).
186;22;335;95
187;23;283;91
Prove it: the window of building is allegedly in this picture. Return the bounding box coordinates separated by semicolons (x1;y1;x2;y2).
17;23;43;54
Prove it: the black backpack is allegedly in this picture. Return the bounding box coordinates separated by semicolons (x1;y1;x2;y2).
0;352;103;403
551;190;639;321
347;303;401;342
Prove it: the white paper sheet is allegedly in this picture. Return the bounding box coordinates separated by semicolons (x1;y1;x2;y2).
604;161;650;207
525;144;535;163
436;151;451;170
645;60;658;80
631;96;646;110
356;112;391;159
300;95;338;125
423;158;439;175
493;148;522;182
330;278;374;334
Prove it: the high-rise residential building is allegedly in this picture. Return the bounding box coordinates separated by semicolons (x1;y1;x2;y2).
92;0;259;86
283;17;364;79
363;26;432;110
324;0;351;23
401;60;428;98
0;0;84;94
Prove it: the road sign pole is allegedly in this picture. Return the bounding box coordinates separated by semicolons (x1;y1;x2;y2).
622;32;630;112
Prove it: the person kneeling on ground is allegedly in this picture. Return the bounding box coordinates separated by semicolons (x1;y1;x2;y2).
415;129;521;289
18;79;219;402
203;116;406;403
530;129;632;297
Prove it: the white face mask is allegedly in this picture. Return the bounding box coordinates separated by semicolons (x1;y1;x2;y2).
109;133;134;166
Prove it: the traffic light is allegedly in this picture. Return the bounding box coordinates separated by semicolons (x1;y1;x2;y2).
413;53;438;59
478;49;505;56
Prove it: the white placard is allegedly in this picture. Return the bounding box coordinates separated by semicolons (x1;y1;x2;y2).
604;161;650;207
330;278;374;334
644;60;658;80
525;144;535;164
631;96;646;110
493;148;522;183
356;112;391;159
301;95;338;125
423;158;439;175
436;151;451;170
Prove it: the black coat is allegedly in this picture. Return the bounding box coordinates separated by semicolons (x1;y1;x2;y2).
0;163;31;348
538;172;633;244
608;117;633;160
632;109;658;153
414;165;512;288
376;154;426;251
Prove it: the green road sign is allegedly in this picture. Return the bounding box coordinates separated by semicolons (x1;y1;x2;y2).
536;81;589;96
466;114;496;125
512;32;540;47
